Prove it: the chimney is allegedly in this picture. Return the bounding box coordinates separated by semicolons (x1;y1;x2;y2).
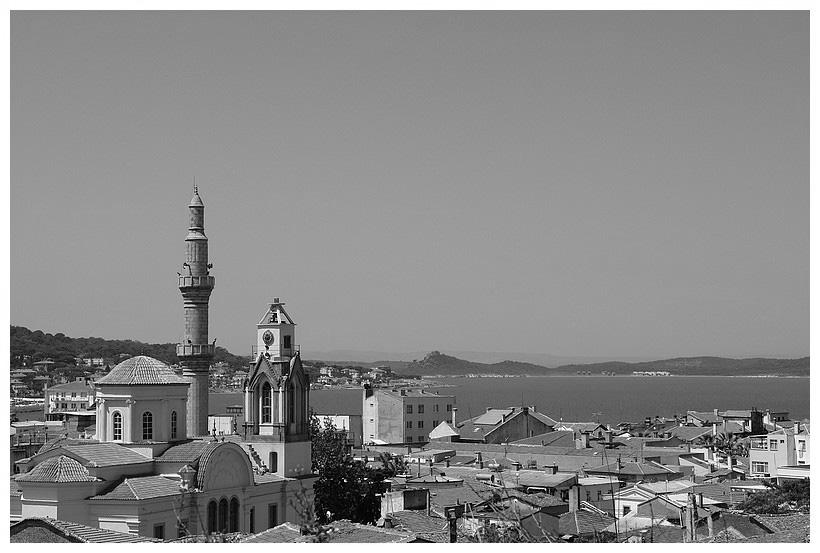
511;460;522;471
712;423;717;436
452;407;458;427
568;485;580;512
475;451;484;469
794;421;801;433
445;458;450;468
713;408;719;416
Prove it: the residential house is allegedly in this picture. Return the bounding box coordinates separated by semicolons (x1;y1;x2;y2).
748;423;810;482
45;380;96;417
454;406;557;444
363;387;456;445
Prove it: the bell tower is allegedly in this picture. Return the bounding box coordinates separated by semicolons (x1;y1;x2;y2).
176;185;215;437
243;298;311;478
255;298;297;362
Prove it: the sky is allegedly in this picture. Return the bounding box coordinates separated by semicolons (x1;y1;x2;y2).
10;11;808;360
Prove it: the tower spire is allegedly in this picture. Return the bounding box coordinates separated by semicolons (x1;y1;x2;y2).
177;187;214;437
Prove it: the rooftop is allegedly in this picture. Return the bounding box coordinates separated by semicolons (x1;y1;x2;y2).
96;355;189;386
16;455;100;483
89;475;181;501
11;518;160;543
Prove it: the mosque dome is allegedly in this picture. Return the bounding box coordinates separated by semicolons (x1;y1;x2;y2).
96;355;189;386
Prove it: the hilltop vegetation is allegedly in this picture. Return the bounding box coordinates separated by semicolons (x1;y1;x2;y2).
10;325;249;369
406;350;809;377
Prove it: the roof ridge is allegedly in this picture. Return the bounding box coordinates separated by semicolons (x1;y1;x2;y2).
124;477;139;500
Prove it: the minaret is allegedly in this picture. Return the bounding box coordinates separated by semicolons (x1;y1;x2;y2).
177;185;215;437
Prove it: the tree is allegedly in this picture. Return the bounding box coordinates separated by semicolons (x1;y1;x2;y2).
738;479;809;514
310;414;388;525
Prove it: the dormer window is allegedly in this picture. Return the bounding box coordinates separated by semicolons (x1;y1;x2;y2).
269;312;278;323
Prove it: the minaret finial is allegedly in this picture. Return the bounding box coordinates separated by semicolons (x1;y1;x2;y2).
193;176;198;195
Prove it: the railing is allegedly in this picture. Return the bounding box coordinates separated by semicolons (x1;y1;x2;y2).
177;275;215;289
11;433;49;447
176;343;216;357
251;344;300;360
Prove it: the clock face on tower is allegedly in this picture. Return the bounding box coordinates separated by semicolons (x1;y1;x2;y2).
263;330;274;346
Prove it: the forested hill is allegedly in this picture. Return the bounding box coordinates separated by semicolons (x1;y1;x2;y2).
10;325;249;368
406;351;809;377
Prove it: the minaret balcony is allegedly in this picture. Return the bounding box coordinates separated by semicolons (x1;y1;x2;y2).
176;343;216;358
178;275;215;289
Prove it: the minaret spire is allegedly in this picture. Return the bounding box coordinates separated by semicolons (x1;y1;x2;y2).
177;186;215;437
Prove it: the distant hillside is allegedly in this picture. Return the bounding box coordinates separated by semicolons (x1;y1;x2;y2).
405;351;810;377
10;325;249;369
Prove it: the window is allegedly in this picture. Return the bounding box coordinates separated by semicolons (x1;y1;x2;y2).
597;490;602;501
418;405;424;414
446;404;452;412
769;440;778;451
434;404;440;412
142;411;153;440
171;411;178;440
207;501;218;534
751;461;769;474
283;335;291;349
418;436;425;442
432;420;438;427
153;523;165;540
112;411;122;441
71;392;76;398
623;506;631;516
177;519;189;538
218;498;229;533
269;451;278;472
270;312;278;323
406;421;413;429
287;384;295;423
261;382;272;423
229;498;240;533
418;420;424;428
407;405;413;414
268;504;278;528
71;403;76;409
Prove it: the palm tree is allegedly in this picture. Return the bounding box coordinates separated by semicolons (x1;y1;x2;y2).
713;432;747;470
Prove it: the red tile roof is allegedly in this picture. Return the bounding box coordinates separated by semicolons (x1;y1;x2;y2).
90;475;181;500
96;355;189;385
11;518;159;543
16;455;99;483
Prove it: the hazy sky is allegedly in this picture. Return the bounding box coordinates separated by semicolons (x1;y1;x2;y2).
10;11;808;360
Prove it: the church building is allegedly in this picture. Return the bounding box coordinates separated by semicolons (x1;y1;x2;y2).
10;188;316;539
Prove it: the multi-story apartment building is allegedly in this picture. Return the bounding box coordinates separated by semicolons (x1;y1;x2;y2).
749;423;810;482
363;387;456;445
44;380;95;416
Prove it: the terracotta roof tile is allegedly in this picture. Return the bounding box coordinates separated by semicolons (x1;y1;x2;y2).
60;443;152;467
16;455;99;483
96;356;189;385
11;518;160;543
90;475;181;500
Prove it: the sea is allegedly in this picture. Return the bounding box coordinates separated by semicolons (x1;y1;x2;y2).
210;375;810;427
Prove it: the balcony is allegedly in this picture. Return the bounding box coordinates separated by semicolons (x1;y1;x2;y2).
251;344;300;360
178;275;215;289
176;343;216;358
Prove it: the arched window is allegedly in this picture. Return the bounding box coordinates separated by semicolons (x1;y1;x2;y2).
218;498;229;533
112;411;122;441
229;497;240;533
261;382;271;423
269;451;278;473
170;411;178;440
207;500;217;534
142;411;153;441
